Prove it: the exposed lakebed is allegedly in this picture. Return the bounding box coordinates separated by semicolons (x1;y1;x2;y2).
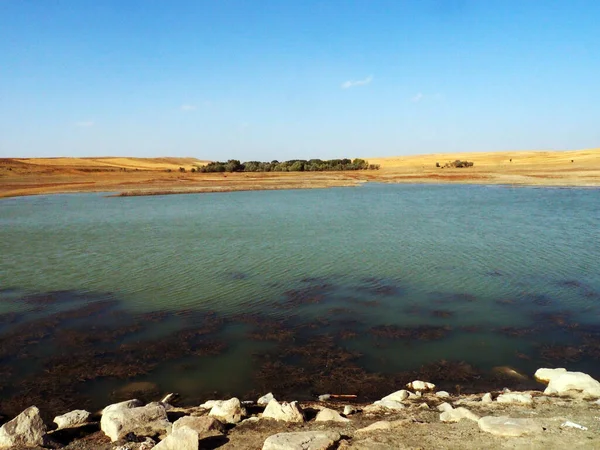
1;184;599;418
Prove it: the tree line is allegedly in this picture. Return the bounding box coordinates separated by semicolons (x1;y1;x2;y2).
194;158;380;173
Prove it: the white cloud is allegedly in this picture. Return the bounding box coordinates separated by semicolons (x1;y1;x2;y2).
75;121;94;127
180;104;197;111
411;93;424;103
341;75;373;89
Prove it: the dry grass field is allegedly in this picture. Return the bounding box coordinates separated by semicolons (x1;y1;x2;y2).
1;149;599;199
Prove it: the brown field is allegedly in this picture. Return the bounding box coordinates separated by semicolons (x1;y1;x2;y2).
1;149;599;199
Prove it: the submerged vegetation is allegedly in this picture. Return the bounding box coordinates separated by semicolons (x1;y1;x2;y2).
197;158;380;173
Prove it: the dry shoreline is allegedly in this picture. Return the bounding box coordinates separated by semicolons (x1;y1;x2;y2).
1;149;599;199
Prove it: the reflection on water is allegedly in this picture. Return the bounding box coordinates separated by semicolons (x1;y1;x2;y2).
0;184;599;418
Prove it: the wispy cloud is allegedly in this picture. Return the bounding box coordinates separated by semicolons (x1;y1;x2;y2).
411;92;424;103
180;104;197;111
341;75;373;89
75;121;94;127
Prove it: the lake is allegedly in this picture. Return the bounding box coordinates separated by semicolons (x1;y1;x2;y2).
1;183;599;417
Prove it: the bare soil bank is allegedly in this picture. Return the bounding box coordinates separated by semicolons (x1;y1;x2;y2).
1;149;599;199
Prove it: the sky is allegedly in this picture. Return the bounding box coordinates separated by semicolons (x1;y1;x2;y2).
1;0;599;161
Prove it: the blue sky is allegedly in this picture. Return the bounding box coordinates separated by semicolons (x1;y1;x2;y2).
1;0;599;161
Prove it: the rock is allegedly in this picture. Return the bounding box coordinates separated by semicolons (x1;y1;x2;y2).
440;407;479;423
406;380;435;391
199;400;219;409
208;398;245;424
172;416;225;438
103;399;144;415
101;402;171;442
541;370;600;398
154;426;198;450
0;406;47;449
262;431;340;450
114;437;156;450
478;416;542;437
482;393;493;403
240;417;260;425
437;402;453;413
496;393;533;404
262;400;304;422
534;368;567;383
343;405;356;416
407;391;421;400
318;394;331;402
380;390;409;402
436;391;450;398
373;399;405;410
315;408;350;423
258;393;275;406
53;409;91;430
356;421;391;433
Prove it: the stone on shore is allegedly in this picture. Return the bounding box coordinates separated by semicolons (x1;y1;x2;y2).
372;399;405;410
496;393;533;404
437;402;453;413
478;416;542;437
535;369;600;398
380;389;409;402
53;409;91;430
436;391;450;398
482;393;493;403
343;405;356;416
154;426;198;450
263;431;340;450
0;406;47;449
258;393;275;406
356;421;391;433
315;408;350;423
407;380;435;391
208;398;245;424
440;407;479;423
172;416;225;438
262;400;304;422
102;399;144;415
101;402;171;442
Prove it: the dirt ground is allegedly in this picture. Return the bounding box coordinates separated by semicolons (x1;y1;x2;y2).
13;394;600;450
1;149;599;199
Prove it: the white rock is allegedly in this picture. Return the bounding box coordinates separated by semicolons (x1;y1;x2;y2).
101;402;171;442
208;398;245;424
418;403;430;410
356;421;392;433
199;400;219;409
437;402;453;413
318;394;331;402
436;391;450;398
0;406;47;449
315;408;350;423
407;380;435;391
373;399;405;410
262;400;304;422
240;417;261;425
482;393;493;403
561;421;588;431
440;407;479;423
496;393;533;404
343;405;356;416
160;393;177;404
380;390;409;402
102;399;143;415
543;371;600;398
172;416;225;437
258;393;275;406
154;426;198;450
534;368;567;383
263;431;340;450
408;391;422;399
53;409;91;430
478;416;542;437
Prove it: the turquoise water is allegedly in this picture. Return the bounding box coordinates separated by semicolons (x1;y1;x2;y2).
1;184;599;413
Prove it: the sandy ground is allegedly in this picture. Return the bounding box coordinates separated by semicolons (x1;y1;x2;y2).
1;149;599;199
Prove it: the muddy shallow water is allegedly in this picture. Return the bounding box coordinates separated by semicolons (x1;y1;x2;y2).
1;184;599;418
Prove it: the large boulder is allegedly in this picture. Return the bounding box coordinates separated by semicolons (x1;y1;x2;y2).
154;426;198;450
263;431;340;450
208;398;245;424
172;416;225;438
53;409;91;430
478;416;542;437
0;406;47;449
101;402;171;442
262;400;304;423
257;393;275;406
314;408;350;423
535;368;600;398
